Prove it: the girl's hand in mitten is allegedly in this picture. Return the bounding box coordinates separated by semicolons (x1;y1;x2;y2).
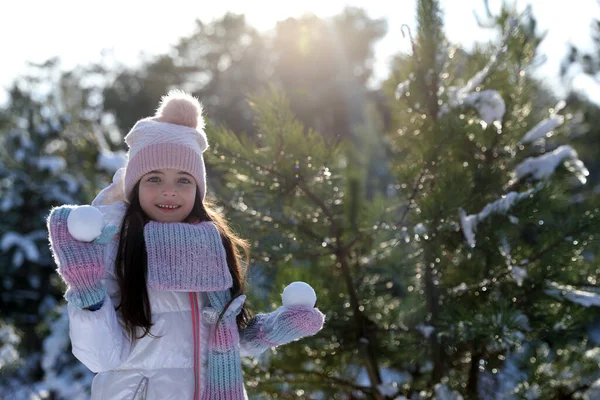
239;282;325;356
257;304;325;344
47;205;117;309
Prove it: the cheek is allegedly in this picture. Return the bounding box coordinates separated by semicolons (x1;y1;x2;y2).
183;186;197;201
138;187;155;208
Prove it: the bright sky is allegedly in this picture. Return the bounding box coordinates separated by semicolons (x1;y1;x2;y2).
1;0;598;103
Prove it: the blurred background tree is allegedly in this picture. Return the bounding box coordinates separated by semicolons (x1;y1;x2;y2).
101;9;386;141
559;1;600;194
0;60;120;398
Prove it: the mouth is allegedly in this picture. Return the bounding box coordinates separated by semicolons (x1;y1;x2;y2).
156;204;181;214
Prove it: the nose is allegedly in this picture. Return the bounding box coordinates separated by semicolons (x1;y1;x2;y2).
161;182;178;195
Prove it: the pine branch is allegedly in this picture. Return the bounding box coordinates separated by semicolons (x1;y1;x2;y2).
215;145;341;240
339;202;405;253
214;146;287;180
451;225;588;298
334;246;384;397
265;213;326;246
303;188;403;397
551;382;593;400
289;181;386;397
296;179;337;232
396;168;427;229
254;366;374;396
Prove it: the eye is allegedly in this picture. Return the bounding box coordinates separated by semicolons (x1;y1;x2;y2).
179;177;192;184
147;176;160;183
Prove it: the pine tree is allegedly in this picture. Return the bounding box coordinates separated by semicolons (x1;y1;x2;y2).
385;1;599;398
206;1;599;399
207;87;401;399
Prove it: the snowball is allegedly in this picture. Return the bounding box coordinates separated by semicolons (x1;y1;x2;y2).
282;281;317;308
67;205;105;242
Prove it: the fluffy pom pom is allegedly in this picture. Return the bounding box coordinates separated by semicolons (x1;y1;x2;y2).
155;89;205;130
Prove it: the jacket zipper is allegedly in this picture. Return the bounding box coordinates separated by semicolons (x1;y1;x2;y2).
189;292;202;400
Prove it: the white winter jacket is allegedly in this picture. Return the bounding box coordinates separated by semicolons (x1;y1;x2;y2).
67;214;250;399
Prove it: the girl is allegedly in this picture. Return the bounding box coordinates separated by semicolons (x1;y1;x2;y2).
47;90;325;400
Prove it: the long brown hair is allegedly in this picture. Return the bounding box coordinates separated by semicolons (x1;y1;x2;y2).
115;181;251;342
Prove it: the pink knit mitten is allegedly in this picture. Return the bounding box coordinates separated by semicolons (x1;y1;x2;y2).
47;205;116;309
239;306;325;357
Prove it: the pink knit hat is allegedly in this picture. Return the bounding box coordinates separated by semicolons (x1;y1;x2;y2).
123;90;208;201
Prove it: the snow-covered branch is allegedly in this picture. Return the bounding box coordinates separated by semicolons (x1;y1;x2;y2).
439;20;516;124
512;145;589;184
520;115;564;144
0;324;20;371
96;149;126;174
36;156;66;174
459;188;536;247
0;231;45;268
545;282;600;308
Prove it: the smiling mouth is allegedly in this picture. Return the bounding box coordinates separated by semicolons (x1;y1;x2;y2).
156;205;181;212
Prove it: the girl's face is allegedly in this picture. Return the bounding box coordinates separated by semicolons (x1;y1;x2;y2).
138;168;197;223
